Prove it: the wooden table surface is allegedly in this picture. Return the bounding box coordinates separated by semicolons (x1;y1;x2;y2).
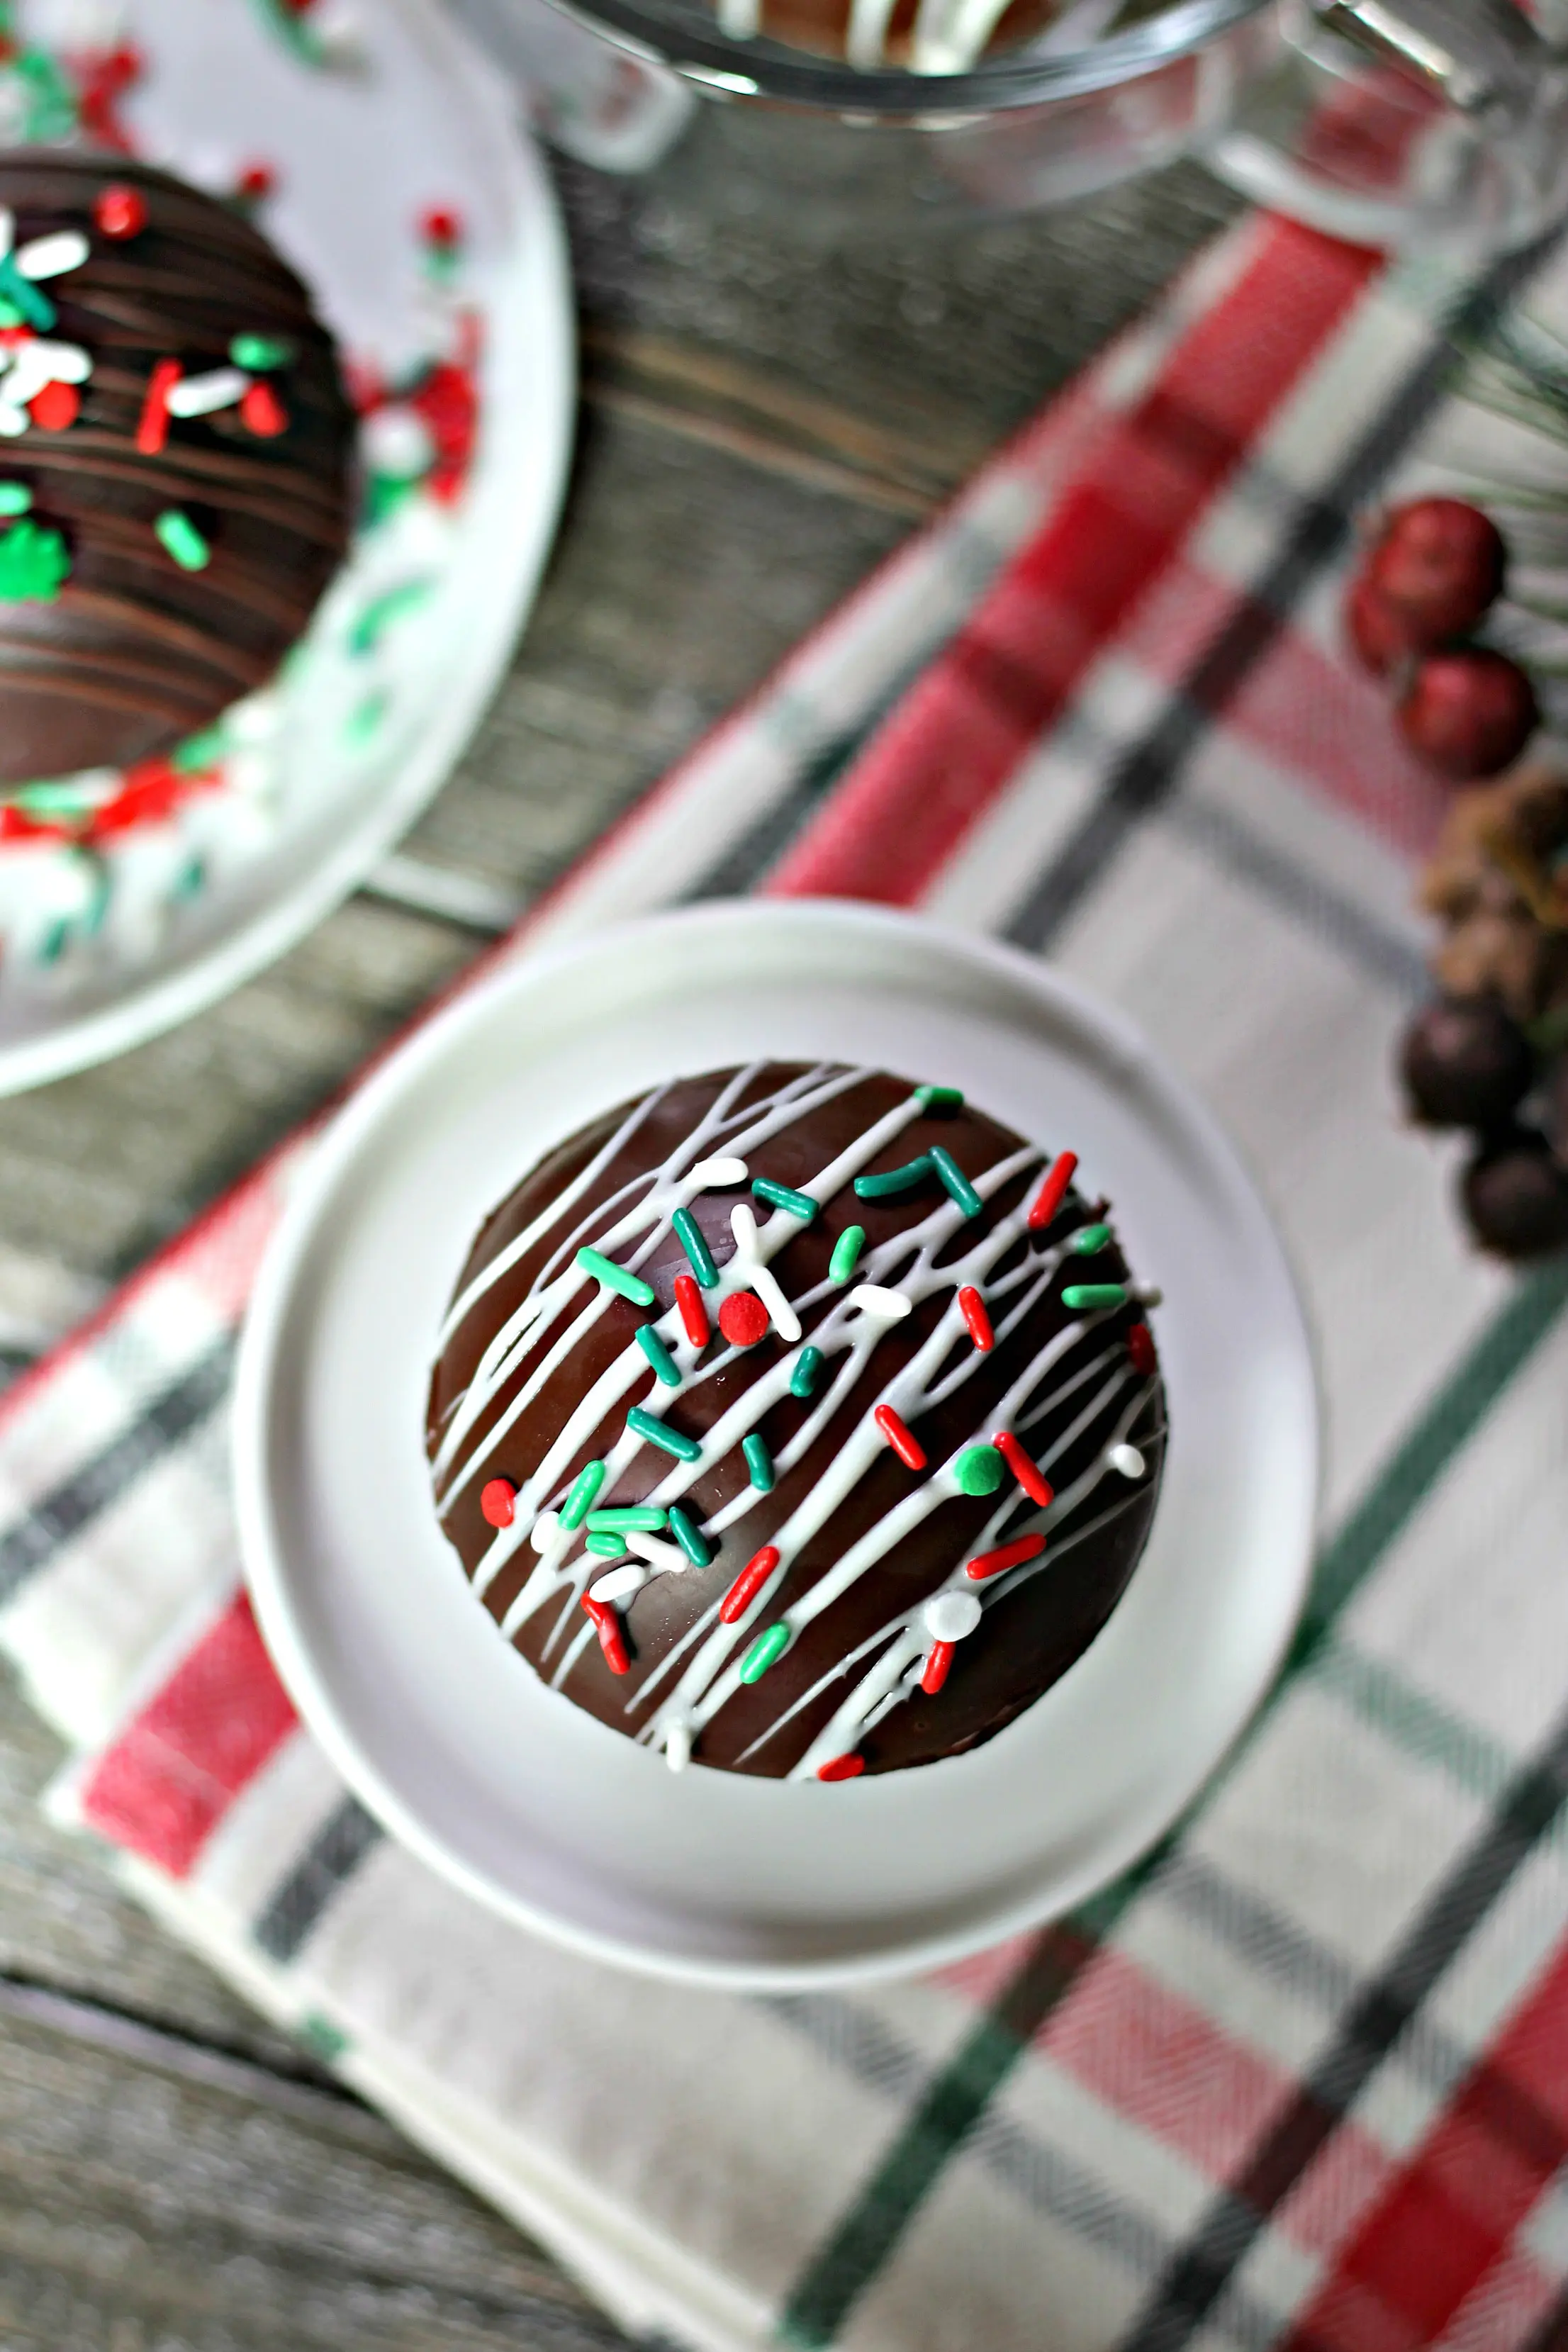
0;85;1236;2350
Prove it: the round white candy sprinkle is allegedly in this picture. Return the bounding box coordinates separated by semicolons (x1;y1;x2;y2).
689;1155;748;1188
665;1720;694;1774
589;1562;648;1605
849;1284;912;1321
362;403;434;478
924;1591;982;1645
1108;1443;1146;1479
530;1511;563;1555
1134;1284;1163;1308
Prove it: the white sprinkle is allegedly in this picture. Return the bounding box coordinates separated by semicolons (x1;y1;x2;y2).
753;1262;801;1343
849;1284;912;1321
627;1532;690;1575
665;1719;694;1774
3;342;90;406
530;1511;563;1555
1108;1443;1146;1479
589;1562;647;1604
0;401;27;437
924;1591;982;1644
16;229;89;281
167;366;250;418
1133;1285;1163;1309
361;403;432;478
689;1155;748;1188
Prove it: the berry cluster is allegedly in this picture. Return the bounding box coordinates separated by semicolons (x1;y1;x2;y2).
1348;498;1568;1258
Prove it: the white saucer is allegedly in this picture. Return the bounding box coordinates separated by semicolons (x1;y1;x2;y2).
233;902;1320;1990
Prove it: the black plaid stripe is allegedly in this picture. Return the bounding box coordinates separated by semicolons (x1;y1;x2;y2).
253;1796;384;1964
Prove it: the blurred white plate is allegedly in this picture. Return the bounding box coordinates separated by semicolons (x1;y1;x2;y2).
0;0;574;1092
235;901;1320;1989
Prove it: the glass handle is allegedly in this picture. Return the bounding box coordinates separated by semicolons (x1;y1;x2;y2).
1309;0;1555;123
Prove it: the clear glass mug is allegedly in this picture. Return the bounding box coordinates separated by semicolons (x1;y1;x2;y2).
459;0;1568;245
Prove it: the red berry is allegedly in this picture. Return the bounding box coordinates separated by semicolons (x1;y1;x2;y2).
29;381;79;432
240;381;288;438
1367;498;1506;646
718;1291;770;1347
94;184;146;240
1345;571;1415;678
1398;650;1539;782
480;1477;517;1529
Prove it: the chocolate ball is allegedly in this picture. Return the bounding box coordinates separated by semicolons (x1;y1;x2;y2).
1462;1132;1568;1259
426;1063;1167;1781
1399;997;1533;1129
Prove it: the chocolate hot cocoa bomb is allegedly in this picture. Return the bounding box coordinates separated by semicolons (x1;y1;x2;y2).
0;152;356;785
426;1064;1167;1781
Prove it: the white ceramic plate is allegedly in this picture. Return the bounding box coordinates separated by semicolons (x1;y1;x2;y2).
235;901;1320;1990
0;0;574;1092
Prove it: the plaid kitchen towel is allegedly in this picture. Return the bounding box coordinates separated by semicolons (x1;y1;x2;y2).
5;203;1568;2352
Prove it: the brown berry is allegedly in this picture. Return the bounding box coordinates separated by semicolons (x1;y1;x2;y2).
1399;651;1539;782
1400;997;1533;1129
1367;498;1507;645
1345;573;1415;678
1462;1131;1568;1259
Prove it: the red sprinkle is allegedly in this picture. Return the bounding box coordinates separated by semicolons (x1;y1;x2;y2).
240;380;288;437
674;1273;710;1349
94;184;146;240
236;162;276;202
992;1430;1053;1510
720;1544;780;1624
921;1640;956;1696
30;381;79;432
1027;1151;1079;1233
817;1754;866;1783
719;1291;770;1348
958;1285;994;1351
1127;1322;1158;1378
966;1531;1047;1583
480;1477;517;1529
874;1404;926;1472
136;358;181;454
421;205;462;246
583;1593;630;1675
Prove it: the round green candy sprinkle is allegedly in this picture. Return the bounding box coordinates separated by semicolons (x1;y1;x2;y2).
635;1323;682;1387
671;1205;718;1289
668;1504;713;1567
229;331;295;371
0;483;32;517
155;508;211;571
752;1177;818;1223
930;1146;982;1220
626;1406;702;1462
561;1458;606;1530
1070;1223;1112;1256
790;1345;824;1399
854;1155;936;1201
740;1621;790;1684
586;1506;667;1533
576;1245;656;1308
829;1226;865;1284
1062;1282;1128;1312
914;1085;963;1111
585;1530;627;1559
743;1433;775;1492
953;1444;1005;1496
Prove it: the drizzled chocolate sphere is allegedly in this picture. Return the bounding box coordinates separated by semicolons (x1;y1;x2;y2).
1462;1131;1568;1260
1399;997;1533;1131
0;153;355;785
427;1063;1167;1781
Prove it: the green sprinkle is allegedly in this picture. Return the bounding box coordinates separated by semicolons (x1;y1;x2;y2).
672;1205;719;1288
626;1406;702;1462
740;1621;790;1684
668;1504;713;1567
0;483;32;517
1062;1283;1128;1312
155;508;211;572
1070;1223;1111;1256
743;1433;775;1492
0;517;69;601
0;298;23;330
0;255;52;331
790;1345;823;1399
586;1530;627;1558
172;726;226;773
230;331;296;371
561;1458;606;1530
829;1226;866;1284
752;1177;819;1223
854;1155;936;1201
587;1506;667;1533
915;1085;963;1111
171;853;206;903
576;1245;656;1308
297;2012;349;2065
636;1323;682;1387
953;1444;1004;1496
930;1146;982;1220
349;576;432;656
343;689;388;748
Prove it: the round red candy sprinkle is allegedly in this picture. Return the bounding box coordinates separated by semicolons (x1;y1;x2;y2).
480;1477;517;1529
237;162;276;202
1126;1323;1157;1377
817;1754;866;1783
719;1291;770;1348
240;380;288;438
421;205;462;246
94;184;147;240
30;381;79;432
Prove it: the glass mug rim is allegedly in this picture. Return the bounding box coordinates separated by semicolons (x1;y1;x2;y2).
547;0;1267;114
